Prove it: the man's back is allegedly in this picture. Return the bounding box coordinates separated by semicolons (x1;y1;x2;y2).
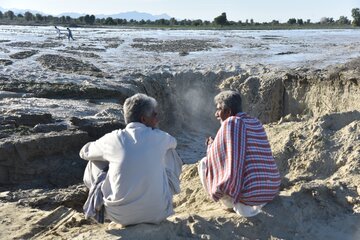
81;122;177;225
233;113;281;205
206;112;280;205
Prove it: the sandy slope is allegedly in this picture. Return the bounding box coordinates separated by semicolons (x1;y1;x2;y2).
1;113;359;240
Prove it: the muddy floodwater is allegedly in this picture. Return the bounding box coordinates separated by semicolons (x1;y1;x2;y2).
1;26;360;83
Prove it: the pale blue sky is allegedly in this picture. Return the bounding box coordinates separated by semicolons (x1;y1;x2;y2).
0;0;359;22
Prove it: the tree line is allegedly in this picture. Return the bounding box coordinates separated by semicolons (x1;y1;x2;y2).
213;9;360;27
0;9;359;28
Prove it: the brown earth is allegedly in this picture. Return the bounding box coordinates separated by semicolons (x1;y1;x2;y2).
0;56;359;239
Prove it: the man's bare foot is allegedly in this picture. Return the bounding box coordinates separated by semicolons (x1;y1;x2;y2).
107;221;124;230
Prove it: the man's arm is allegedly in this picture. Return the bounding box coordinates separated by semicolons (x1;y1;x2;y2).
79;131;118;161
79;141;105;161
156;129;177;150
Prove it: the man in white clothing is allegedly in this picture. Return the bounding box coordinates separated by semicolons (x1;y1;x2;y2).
80;93;182;227
54;26;61;39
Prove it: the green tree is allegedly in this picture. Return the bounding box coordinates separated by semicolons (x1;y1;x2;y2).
35;13;44;22
44;15;54;23
84;14;95;25
287;18;296;24
89;15;95;25
85;15;91;24
192;19;203;26
320;17;334;24
4;10;15;20
184;19;192;25
119;19;128;25
352;8;360;26
155;18;169;25
104;17;116;25
65;16;72;23
297;19;303;25
169;17;178;25
214;12;228;26
24;11;33;21
78;16;85;23
337;16;350;25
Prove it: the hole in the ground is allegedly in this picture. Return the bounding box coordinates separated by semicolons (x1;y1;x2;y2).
1;64;359;206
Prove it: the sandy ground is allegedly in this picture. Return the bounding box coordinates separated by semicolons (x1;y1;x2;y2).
0;26;359;239
0;114;359;240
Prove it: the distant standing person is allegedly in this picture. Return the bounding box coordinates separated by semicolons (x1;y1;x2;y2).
54;26;61;39
66;27;74;41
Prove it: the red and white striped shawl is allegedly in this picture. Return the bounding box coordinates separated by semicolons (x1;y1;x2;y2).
205;112;281;206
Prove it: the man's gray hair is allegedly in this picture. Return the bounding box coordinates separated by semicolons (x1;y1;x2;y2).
214;90;242;115
123;93;157;124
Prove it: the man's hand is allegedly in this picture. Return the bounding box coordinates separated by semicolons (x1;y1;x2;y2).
206;136;214;146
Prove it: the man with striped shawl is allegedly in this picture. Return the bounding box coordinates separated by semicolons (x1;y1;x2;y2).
198;90;281;217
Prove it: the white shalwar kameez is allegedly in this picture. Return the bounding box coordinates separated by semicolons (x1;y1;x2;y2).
80;122;182;226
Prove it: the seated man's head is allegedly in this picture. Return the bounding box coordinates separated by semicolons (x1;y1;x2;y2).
214;90;242;123
123;93;159;128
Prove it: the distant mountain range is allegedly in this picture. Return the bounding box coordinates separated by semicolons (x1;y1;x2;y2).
0;6;45;16
0;6;172;21
61;11;171;21
96;12;171;21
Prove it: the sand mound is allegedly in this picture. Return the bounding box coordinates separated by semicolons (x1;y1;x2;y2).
6;41;63;48
9;50;39;59
37;54;106;77
1;111;358;240
131;38;228;53
65;45;106;52
61;50;101;59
